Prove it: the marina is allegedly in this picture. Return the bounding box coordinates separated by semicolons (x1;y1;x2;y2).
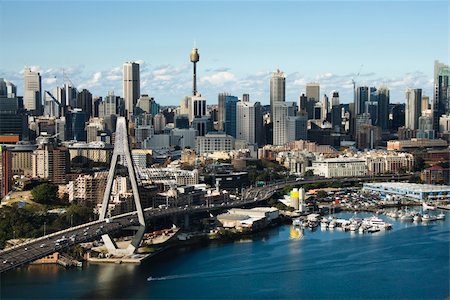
2;210;449;299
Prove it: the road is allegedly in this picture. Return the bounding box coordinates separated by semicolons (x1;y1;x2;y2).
0;174;412;273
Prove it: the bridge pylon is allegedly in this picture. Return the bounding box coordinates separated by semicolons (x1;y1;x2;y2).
99;117;145;256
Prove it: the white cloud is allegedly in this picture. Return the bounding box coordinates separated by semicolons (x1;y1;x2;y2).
201;71;236;86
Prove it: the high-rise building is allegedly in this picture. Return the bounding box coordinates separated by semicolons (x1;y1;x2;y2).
306;83;320;103
123;62;140;120
331;91;341;132
287;113;308;142
405;88;422;131
433;61;449;134
377;86;390;131
224;95;238;137
236;101;263;146
298;93;308;114
23;68;42;115
100;91;117;118
0;78;16;98
272;102;297;146
66;109;87;141
77;89;93;120
242;94;250;102
270;69;286;118
218;93;228;131
189;94;207;124
43;91;61;118
0;146;12;199
321;94;329;121
0;96;27;139
422;96;430;113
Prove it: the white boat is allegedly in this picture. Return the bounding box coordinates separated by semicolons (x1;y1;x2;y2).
363;216;392;230
422;202;436;211
320;219;329;229
413;214;422;222
422;214;430;222
328;220;336;229
349;222;359;231
400;213;413;222
292;218;302;226
436;213;445;220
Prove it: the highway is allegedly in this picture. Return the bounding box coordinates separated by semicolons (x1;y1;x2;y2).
0;174;412;273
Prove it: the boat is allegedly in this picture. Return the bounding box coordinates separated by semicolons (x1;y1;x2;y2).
367;227;380;233
363;216;392;230
349;222;359;231
320;218;329;229
422;202;436;211
292;218;302;226
328;220;336;229
436;213;445;220
413;214;422;222
400;213;413;222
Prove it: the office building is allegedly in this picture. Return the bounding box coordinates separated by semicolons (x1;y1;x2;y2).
0;146;12;199
123;62;140;120
331;91;341;132
188;94;207;123
224;95;238;137
218;93;228;131
0;96;27;139
236;101;263;146
192;116;212;136
306;83;320;104
23;68;42;115
43;91;61;118
405;88;422;130
77;89;93;119
272;102;297;146
66;109;87;141
270;69;285;117
377;86;390;131
433;61;449;133
287;113;308;142
422;96;430;112
196;132;234;155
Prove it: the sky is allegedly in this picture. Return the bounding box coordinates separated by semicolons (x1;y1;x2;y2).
0;0;448;105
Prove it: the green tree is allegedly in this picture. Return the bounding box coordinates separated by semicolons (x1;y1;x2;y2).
31;183;59;204
305;170;314;177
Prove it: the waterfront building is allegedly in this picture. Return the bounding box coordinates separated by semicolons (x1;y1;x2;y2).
405;88;422;131
123;62;140;120
420;165;450;185
196;132;234;155
23;67;42;115
137;167;199;186
364;151;415;175
363;182;450;201
270;69;286;118
311;157;367;178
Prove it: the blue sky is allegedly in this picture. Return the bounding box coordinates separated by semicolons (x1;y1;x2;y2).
0;0;448;105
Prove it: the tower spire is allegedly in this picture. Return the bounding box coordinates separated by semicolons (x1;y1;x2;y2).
190;47;200;96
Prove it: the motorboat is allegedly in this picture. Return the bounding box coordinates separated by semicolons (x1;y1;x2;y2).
400;213;413;222
292;218;302;227
422;202;436;211
413;214;422;222
436;213;445;220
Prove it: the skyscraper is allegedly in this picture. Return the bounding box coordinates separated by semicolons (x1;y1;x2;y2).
224;95;238;138
23;68;42;115
123;62;140;120
270;69;285;118
218;93;228;131
236;101;263;146
77;89;93;120
272;102;297;146
376;86;390;131
190;48;200;96
306;83;320;103
433;60;449;134
331;91;342;132
405;88;422;131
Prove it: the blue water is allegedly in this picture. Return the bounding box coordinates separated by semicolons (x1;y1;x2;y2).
1;211;449;299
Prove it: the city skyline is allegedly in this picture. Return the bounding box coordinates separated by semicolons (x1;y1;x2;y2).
0;0;448;104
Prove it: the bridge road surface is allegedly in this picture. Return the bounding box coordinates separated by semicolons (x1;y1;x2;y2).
0;174;411;273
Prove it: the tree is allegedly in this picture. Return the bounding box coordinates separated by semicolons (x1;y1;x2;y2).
305;170;314;177
31;183;59;205
316;190;328;199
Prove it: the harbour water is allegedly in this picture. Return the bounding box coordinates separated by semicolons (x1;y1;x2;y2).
1;211;449;299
